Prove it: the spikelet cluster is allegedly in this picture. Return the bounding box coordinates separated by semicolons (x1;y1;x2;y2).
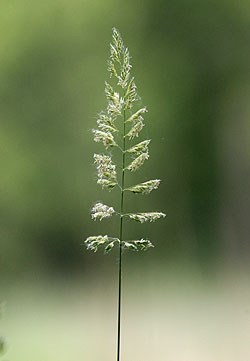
123;239;154;251
126;179;161;194
91;202;115;221
127;212;166;223
85;235;119;253
94;153;117;190
85;28;165;253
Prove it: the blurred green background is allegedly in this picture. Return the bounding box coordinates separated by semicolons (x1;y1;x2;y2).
1;0;250;360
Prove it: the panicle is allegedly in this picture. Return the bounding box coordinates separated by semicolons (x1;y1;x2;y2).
86;28;166;256
91;202;115;221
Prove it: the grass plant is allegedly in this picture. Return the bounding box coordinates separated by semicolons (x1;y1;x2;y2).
85;28;166;361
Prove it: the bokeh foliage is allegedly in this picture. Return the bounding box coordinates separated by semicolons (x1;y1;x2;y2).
1;0;250;276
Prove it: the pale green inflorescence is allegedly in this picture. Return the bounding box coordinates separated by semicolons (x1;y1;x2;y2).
126;212;166;223
85;28;165;253
91;202;115;221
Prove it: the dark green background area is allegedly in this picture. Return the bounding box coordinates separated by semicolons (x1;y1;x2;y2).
1;2;250;361
1;0;250;276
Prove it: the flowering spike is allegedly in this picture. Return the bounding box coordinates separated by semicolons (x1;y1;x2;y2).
105;241;115;254
125;179;161;194
108;27;132;90
91;202;115;221
126;107;148;123
122;241;138;251
126;152;149;172
111;28;124;61
124;77;138;109
118;47;132;88
85;235;120;253
125;108;148;139
133;239;154;251
107;92;124;117
97;110;118;133
92;129;117;148
126;212;166;223
126;120;144;140
97;112;115;127
85;235;109;252
122;239;154;251
97;179;117;190
94;153;117;190
126;139;151;155
105;82;115;100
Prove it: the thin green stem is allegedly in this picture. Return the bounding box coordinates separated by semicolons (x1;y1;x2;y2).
117;109;126;361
